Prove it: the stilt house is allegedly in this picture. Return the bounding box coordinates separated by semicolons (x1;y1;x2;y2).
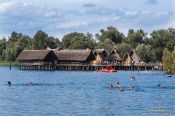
92;49;108;65
55;49;95;65
123;50;141;66
106;48;122;64
17;50;58;70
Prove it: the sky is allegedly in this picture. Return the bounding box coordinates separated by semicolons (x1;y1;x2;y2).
0;0;175;39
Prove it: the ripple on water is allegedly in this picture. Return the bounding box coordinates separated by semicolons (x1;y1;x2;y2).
0;67;175;116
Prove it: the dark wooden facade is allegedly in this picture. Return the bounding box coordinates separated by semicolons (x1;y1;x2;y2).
93;49;108;60
55;49;95;65
17;50;58;70
106;48;122;64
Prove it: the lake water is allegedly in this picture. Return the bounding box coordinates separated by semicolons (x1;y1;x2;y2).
0;66;175;116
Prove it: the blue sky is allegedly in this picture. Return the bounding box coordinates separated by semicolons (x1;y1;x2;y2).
0;0;175;38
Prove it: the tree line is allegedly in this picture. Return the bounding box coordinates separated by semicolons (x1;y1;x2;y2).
162;48;175;74
1;26;175;64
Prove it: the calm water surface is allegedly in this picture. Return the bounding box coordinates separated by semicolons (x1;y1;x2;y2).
0;66;175;116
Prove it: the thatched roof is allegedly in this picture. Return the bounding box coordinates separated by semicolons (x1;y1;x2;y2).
122;52;130;60
106;48;122;61
17;50;53;61
93;49;107;60
122;50;141;63
55;49;94;61
130;50;141;63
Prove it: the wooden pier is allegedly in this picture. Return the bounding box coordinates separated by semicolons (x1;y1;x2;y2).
55;64;163;71
17;49;163;71
18;63;163;71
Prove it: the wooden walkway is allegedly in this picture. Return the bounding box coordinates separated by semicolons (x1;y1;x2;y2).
55;64;163;71
18;63;163;71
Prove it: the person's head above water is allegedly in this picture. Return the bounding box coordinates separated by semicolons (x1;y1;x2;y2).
131;77;136;81
108;84;113;88
7;81;11;86
131;86;135;89
158;84;161;88
27;82;33;86
157;84;166;89
116;82;121;88
120;87;124;92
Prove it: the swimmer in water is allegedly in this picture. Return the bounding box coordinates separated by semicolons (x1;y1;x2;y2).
108;84;113;89
130;77;136;81
7;81;12;86
120;87;124;92
158;84;166;89
131;86;135;90
26;82;33;86
115;82;121;88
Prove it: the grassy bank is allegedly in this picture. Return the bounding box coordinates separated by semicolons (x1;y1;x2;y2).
0;61;18;66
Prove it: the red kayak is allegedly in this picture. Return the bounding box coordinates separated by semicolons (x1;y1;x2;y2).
98;66;117;72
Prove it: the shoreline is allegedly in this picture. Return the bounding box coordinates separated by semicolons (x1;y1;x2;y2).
0;62;18;66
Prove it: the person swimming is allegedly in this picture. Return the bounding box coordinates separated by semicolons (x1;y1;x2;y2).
115;82;121;88
108;84;113;89
130;77;136;81
7;81;12;86
158;84;166;89
120;87;124;92
131;86;135;90
26;82;33;86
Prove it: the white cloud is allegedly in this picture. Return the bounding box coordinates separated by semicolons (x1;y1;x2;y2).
125;11;139;16
147;0;157;4
0;1;15;14
0;0;174;38
58;20;88;29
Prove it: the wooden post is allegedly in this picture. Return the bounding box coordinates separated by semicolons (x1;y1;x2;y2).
9;62;11;70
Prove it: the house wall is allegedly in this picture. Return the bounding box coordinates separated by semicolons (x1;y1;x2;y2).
123;56;132;66
92;54;103;65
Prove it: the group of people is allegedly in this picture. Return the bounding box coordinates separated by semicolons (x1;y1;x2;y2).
108;82;125;91
108;76;136;92
108;76;167;91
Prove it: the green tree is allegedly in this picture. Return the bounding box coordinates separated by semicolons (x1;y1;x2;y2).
172;49;175;71
62;32;96;49
115;43;132;57
0;37;7;60
32;30;49;49
14;35;31;59
96;26;124;44
125;29;146;48
96;39;115;53
135;44;155;63
162;48;173;73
